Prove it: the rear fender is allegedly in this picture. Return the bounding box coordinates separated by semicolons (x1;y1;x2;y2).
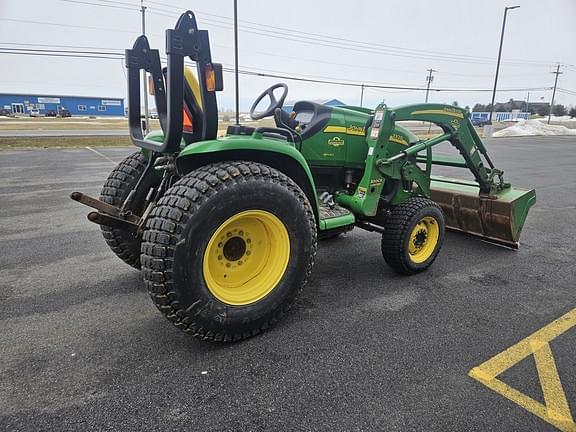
175;137;320;223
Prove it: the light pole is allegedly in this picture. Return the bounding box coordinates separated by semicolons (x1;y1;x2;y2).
233;0;240;125
486;5;520;136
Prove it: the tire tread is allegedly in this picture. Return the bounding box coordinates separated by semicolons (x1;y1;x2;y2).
100;152;147;269
141;161;317;342
381;197;444;275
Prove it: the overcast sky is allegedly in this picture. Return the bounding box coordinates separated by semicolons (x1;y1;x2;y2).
1;0;575;111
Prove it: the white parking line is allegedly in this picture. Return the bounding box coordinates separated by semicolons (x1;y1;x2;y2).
85;146;118;166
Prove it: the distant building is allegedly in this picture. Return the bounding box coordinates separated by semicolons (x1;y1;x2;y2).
282;98;345;113
526;102;550;114
0;93;124;116
471;111;530;122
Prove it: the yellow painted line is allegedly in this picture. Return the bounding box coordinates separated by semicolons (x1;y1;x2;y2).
531;340;573;424
410;109;464;119
469;308;576;432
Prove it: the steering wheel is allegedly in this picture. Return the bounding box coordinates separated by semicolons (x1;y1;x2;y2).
250;83;288;120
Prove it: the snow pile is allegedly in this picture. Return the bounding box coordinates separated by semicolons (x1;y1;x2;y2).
493;119;576;137
535;115;574;123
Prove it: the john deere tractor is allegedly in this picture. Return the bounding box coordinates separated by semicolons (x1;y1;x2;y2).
71;11;535;342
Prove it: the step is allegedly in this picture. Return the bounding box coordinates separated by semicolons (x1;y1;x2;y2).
319;203;355;230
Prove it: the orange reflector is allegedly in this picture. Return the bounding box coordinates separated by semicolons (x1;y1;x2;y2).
183;108;193;133
147;74;155;95
205;64;216;91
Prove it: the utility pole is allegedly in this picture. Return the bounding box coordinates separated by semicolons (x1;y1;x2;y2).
360;84;365;107
525;91;530;116
547;63;562;124
488;5;520;131
424;68;436;103
140;0;149;134
233;0;240;125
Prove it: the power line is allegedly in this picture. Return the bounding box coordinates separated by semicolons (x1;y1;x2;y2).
0;39;555;82
99;0;141;7
213;61;552;92
191;16;543;67
146;1;554;67
16;0;558;72
365;87;420;95
3;8;560;71
206;22;542;67
0;47;123;56
0;17;137;34
1;41;125;52
0;50;122;60
227;66;549;93
147;1;550;66
58;0;137;11
0;47;554;94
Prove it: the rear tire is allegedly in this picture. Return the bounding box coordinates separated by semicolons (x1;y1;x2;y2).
141;161;317;342
381;197;445;275
100;152;149;269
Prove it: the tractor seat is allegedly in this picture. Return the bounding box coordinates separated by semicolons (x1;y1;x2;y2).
182;67;208;144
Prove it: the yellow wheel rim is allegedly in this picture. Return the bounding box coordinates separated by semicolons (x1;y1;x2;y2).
202;210;290;306
408;216;439;264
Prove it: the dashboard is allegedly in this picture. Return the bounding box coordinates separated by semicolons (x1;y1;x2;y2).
294;110;315;124
286;101;333;138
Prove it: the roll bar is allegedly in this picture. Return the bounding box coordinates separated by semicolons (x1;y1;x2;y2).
125;11;223;154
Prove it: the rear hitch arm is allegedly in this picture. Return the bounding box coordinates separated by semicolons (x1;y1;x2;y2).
87;211;139;231
70;191;141;229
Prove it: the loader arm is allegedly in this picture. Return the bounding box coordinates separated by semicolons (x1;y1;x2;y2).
389;104;506;195
337;103;535;248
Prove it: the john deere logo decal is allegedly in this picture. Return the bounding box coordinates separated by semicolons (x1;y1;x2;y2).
328;136;345;147
450;118;461;130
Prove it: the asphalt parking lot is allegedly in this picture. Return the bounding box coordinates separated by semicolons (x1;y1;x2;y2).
1;136;575;431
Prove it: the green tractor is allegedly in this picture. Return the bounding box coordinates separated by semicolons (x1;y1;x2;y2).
71;11;535;342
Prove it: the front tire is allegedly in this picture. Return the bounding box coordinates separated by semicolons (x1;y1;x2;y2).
381;197;445;275
141;161;317;342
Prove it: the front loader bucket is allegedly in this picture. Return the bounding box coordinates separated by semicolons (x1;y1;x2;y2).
430;176;536;248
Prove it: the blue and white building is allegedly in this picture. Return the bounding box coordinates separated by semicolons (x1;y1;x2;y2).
470;110;530;122
0;93;125;116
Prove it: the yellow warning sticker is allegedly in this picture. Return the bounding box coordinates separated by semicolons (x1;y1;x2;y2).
469;308;576;431
389;133;408;146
